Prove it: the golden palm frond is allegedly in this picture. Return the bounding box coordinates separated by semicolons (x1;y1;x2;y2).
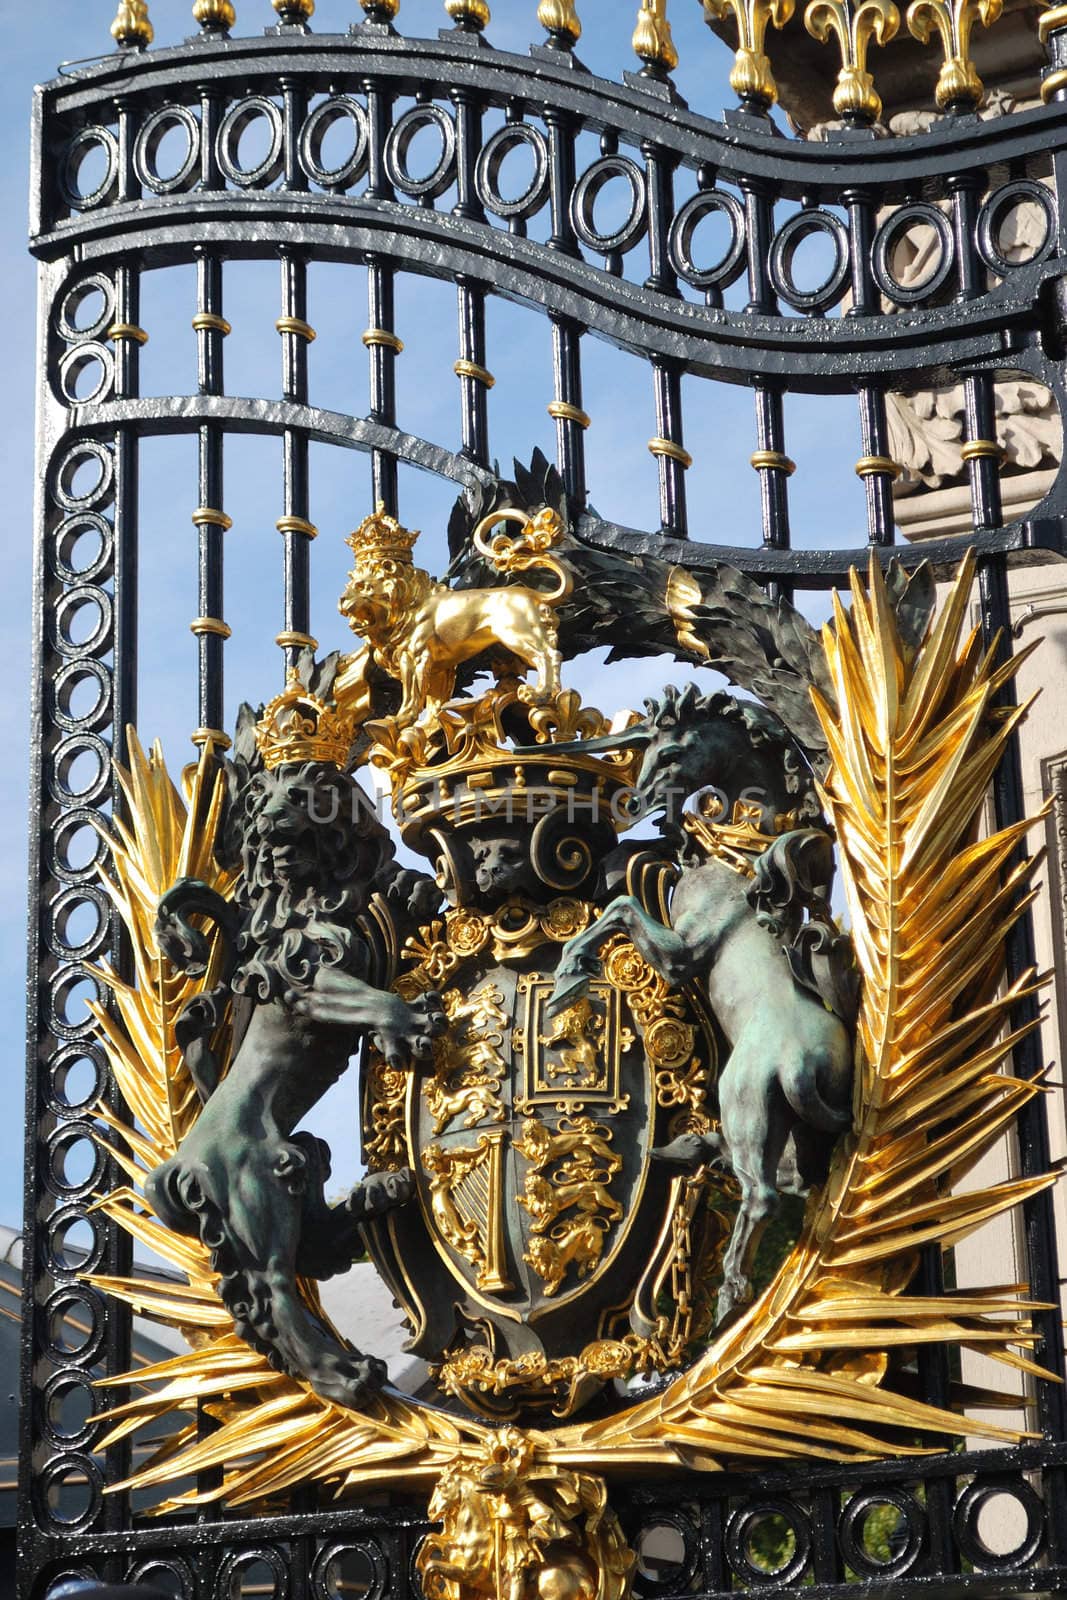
549;552;1059;1467
86;730;485;1508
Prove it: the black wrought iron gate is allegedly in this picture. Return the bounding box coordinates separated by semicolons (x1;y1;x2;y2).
20;3;1067;1597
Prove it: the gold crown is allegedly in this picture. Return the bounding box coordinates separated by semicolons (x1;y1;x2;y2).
255;671;358;770
346;503;420;566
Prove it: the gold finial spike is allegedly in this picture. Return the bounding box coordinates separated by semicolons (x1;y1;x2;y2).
192;0;236;31
538;0;582;47
701;0;795;108
359;0;399;18
273;0;314;21
633;0;679;72
906;0;1002;109
110;0;153;48
804;0;900;122
444;0;490;27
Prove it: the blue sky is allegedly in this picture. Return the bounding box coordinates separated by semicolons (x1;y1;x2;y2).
1;2;867;1220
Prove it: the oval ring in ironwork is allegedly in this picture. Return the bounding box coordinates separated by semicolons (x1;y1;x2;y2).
214;1547;290;1600
51;440;115;513
43;1121;107;1202
41;1370;100;1453
49;513;114;585
44;1201;106;1277
632;1512;700;1595
57;342;114;409
47;810;110;890
50;585;114;661
312;1540;389;1600
299;96;369;191
838;1487;926;1579
475;122;551;223
953;1477;1045;1572
50;659;113;736
46;733;111;810
46;1042;105;1116
44;884;109;965
725;1499;812;1588
769;208;851;314
46;962;107;1044
60;127;119;212
127;1557;196;1599
871;201;956;306
669;188;747;291
56;275;115;345
385;104;457;202
571;155;648;257
217;96;286;189
34;1452;104;1533
134;104;202;196
977;179;1056;277
41;1283;105;1365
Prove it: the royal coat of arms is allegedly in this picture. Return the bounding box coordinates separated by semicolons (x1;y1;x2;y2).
82;462;1057;1597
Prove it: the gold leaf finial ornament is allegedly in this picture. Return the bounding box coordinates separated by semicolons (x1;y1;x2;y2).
805;0;900;122
538;0;582;45
360;0;400;17
906;0;1002;108
272;0;314;20
111;0;153;48
701;0;796;107
192;0;236;29
444;0;491;26
633;0;680;71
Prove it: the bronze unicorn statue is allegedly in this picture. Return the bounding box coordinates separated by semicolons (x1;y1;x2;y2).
547;685;856;1323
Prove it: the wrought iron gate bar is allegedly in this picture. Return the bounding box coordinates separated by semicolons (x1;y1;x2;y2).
30;211;1059;390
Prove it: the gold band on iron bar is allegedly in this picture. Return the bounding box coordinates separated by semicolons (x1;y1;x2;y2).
107;323;149;345
190;726;232;751
648;436;693;469
275;317;316;342
960;438;1005;463
362;328;404;352
276;516;319;540
192;313;232;336
275;630;319;652
548;400;591;428
191;507;233;531
855;455;902;479
750;449;796;475
454;360;496;388
189;616;232;639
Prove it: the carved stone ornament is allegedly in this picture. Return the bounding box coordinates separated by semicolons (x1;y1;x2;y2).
83;465;1056;1597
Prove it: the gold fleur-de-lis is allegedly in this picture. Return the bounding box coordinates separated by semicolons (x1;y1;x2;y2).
701;0;796;108
633;0;679;71
111;0;153;47
805;0;900;122
192;0;235;26
906;0;1003;109
538;0;582;45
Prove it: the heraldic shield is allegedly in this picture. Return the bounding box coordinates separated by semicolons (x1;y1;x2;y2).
363;893;724;1418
